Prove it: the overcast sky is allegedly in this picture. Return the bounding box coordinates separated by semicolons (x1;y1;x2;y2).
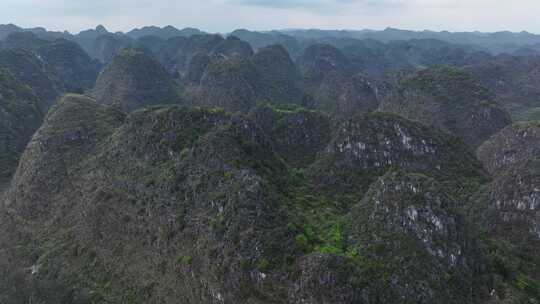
1;0;539;34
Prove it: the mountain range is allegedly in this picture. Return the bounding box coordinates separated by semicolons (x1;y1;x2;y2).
0;23;539;304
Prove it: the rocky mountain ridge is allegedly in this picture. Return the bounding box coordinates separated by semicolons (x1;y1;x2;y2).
0;23;539;304
0;95;497;303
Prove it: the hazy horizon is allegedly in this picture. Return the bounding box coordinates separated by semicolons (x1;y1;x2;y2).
2;0;540;35
5;23;540;37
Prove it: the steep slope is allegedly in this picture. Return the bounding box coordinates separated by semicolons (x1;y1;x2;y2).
230;29;303;59
183;37;255;85
309;112;487;196
477;121;540;175
251;45;304;105
474;122;540;300
193;55;259;111
465;55;540;121
154;35;256;79
73;25;110;57
481;158;540;249
92;33;134;64
380;66;512;148
0;49;61;110
1;98;292;303
476;122;540;248
0;69;43;187
297;43;352;89
184;52;211;84
36;38;100;93
1;96;495;303
90;48;179;112
250;104;332;167
211;36;254;58
0;94;126;301
189;44;310;112
347;171;489;303
134;35;167;54
297;43;382;117
157;34;224;75
314;72;379;117
155;36;189;74
1;32;100;102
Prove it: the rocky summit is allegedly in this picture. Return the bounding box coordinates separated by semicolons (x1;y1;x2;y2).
380;66;512;148
90;48;180;112
1;21;540;304
0;95;494;303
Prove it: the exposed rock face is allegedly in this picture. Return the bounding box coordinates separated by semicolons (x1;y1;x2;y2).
0;69;43;186
348;171;489;303
2;96;294;303
310;112;487;195
0;94;496;303
90;48;179;112
477;122;540;175
252;44;304;105
289;254;363;304
0;49;61;110
482;159;540;244
380;66;512;148
472;122;540;300
0;94;126;302
476;122;540;280
3;23;540;304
